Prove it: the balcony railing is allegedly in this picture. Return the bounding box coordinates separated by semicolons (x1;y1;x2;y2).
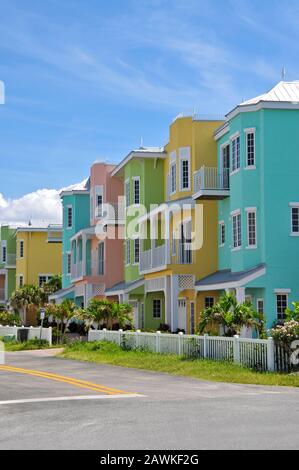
47;224;63;243
4;254;16;267
71;260;83;280
140;245;167;273
193;167;230;200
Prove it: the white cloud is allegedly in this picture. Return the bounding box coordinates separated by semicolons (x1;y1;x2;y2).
0;179;87;227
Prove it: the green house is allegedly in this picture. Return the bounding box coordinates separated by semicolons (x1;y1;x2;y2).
106;147;166;329
0;225;16;307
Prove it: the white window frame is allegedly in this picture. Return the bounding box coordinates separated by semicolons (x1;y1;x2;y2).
125;240;131;266
231;209;241;251
230;133;240;175
179;147;191;191
256;298;264;315
95;185;104;219
219;221;225;247
290;203;299;236
275;291;289;321
246;207;257;249
204;297;215;309
19;240;24;258
133;238;140;264
133;176;140;205
67;205;73;229
152;298;162;319
18;274;24;288
244;128;256;169
38;274;53;288
125;179;130;208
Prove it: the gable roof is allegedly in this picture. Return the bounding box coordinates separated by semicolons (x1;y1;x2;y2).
111;147;166;178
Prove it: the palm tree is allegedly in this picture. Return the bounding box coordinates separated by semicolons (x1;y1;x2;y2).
111;302;133;329
199;293;265;337
43;275;62;298
45;299;77;343
10;285;46;325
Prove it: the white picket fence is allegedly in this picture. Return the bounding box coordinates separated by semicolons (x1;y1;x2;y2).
0;325;52;346
88;329;275;372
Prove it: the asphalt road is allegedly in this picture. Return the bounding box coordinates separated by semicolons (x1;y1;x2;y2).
0;349;298;450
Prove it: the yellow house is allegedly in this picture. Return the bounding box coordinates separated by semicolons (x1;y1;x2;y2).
15;225;62;290
139;116;224;333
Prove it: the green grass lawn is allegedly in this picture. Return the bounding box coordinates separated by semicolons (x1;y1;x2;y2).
60;340;299;388
2;338;55;351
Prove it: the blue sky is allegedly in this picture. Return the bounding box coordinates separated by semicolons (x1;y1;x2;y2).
0;0;299;221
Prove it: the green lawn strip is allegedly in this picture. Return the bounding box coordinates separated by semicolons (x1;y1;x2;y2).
60;341;299;388
1;338;58;352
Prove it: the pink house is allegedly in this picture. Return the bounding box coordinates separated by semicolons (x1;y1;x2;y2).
70;162;124;307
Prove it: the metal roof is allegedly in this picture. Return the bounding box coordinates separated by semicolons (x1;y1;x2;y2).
105;278;144;295
195;264;266;290
241;81;299;106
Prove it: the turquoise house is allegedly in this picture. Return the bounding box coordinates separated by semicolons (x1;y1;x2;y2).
194;81;299;328
49;180;90;304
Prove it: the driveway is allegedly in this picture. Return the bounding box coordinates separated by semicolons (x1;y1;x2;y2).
0;349;298;450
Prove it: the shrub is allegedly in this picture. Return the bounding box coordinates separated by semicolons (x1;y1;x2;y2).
0;311;22;326
270;320;299;347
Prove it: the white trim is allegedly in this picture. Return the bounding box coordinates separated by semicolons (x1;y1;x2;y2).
244;127;256;133
231;209;241;216
229;131;240;141
132;176;141;205
111;149;166;177
66;205;73;229
246;207;257;249
179;147;191;192
274;288;291;294
245;128;256;168
244;166;256;171
19;239;24;259
256;298;264;314
290;203;299;236
227;101;299;122
215;123;230;140
219;220;225;247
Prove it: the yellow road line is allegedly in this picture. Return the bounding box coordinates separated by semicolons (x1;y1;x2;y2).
0;365;133;395
1;365;129;394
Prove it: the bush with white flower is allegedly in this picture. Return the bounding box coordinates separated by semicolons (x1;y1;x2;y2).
270;320;299;347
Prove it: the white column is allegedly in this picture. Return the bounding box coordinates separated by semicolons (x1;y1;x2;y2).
236;287;245;303
171;275;180;332
82;234;87;276
165;275;172;327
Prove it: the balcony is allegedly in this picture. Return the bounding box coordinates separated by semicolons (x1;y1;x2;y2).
4;254;16;267
193;166;230;200
71;260;83;280
47;224;63;243
139;244;168;274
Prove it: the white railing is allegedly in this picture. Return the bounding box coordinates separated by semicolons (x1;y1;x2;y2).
5;254;16;266
194;166;230;193
88;329;275;372
71;260;83;279
0;288;5;301
0;325;52;345
140;244;167;272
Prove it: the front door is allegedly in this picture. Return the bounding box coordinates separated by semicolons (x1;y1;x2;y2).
178;299;187;332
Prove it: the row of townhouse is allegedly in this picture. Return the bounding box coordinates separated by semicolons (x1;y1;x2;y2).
0;224;62;322
51;80;299;333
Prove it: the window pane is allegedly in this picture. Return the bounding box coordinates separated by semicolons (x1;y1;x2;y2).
247;211;256;246
276;294;287;320
134;179;140;204
232;137;240;172
247;132;255;166
292;207;299;233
